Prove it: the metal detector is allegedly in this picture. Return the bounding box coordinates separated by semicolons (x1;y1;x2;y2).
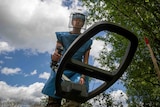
55;21;138;103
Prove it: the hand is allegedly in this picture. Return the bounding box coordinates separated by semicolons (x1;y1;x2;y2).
51;52;61;62
79;77;85;84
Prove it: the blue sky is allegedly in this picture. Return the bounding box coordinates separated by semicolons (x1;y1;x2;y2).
0;50;50;86
0;0;127;106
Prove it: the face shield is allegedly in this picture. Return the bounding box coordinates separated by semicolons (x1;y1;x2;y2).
68;12;87;30
72;13;85;21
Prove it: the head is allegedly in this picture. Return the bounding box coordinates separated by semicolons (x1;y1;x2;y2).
72;13;85;29
68;8;87;30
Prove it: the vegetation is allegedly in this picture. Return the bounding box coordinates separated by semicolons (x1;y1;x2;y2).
82;0;160;106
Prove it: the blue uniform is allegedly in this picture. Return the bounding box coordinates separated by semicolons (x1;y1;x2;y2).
42;32;92;98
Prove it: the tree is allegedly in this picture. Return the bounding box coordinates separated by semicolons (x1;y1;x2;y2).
82;0;160;106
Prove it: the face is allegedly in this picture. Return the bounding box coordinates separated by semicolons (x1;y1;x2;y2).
72;18;84;29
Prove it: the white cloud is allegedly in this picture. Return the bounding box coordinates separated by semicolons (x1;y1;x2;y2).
110;90;128;106
90;39;104;58
1;67;21;75
30;69;37;75
24;70;38;77
0;0;70;54
0;41;15;53
4;56;13;59
90;39;105;68
0;81;44;103
39;71;50;79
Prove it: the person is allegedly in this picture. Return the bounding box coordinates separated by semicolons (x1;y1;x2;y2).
42;8;92;107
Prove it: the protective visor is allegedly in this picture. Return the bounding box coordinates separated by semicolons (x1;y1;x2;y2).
72;13;85;22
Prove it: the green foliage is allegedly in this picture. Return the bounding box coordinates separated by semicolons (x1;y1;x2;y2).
83;0;160;106
95;32;129;71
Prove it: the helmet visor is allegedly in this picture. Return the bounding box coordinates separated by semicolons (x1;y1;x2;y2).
72;13;85;22
69;13;87;30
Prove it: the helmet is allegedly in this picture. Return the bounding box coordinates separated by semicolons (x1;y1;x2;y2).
68;7;87;29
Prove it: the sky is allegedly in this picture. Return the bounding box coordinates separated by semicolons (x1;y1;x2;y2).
0;0;127;106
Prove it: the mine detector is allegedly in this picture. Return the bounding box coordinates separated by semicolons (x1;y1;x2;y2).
54;21;138;103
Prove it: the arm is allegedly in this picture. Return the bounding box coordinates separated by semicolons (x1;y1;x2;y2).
79;49;91;84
